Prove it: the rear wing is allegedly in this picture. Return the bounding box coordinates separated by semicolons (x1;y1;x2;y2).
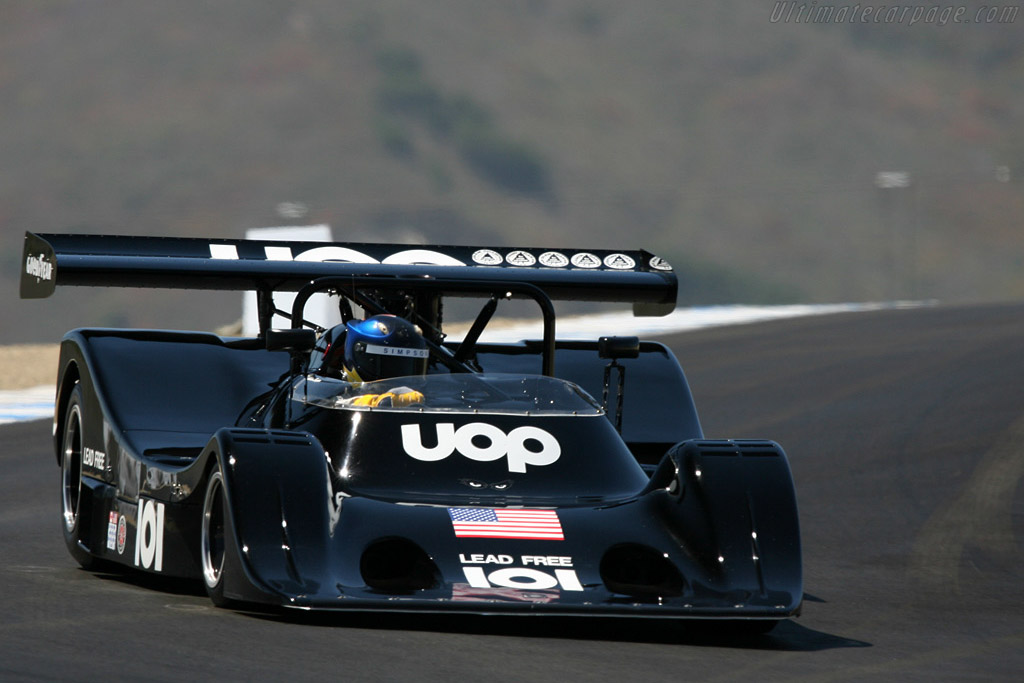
20;232;677;315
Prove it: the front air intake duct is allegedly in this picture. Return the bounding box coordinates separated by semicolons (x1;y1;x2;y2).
360;538;440;592
600;544;685;598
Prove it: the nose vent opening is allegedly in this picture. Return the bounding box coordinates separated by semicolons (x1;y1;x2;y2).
600;544;685;598
360;538;440;592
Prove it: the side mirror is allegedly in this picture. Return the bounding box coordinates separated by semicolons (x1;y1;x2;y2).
598;336;640;360
265;328;317;353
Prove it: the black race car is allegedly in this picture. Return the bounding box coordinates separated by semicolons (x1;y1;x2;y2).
21;232;801;628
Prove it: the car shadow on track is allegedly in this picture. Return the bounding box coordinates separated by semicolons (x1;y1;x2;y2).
90;565;207;598
253;609;871;652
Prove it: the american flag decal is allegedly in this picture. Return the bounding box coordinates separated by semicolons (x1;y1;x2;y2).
448;508;564;540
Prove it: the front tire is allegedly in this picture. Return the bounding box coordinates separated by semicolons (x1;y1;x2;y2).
201;466;235;607
61;384;97;569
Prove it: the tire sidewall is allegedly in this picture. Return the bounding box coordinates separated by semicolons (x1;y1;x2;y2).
201;461;239;608
60;383;97;569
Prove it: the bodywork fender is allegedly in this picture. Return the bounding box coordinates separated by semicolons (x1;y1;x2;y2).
204;428;335;606
644;439;803;612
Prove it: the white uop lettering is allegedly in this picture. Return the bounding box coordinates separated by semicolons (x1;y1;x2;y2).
209;244;239;260
263;246;293;261
207;244;468;267
293;245;378;264
453;423;508;462
400;423;456;462
383;249;466;266
206;242;646;271
401;423;561;473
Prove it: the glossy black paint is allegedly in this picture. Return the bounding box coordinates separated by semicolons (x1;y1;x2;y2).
27;231;801;622
21;232;677;309
48;328;801;619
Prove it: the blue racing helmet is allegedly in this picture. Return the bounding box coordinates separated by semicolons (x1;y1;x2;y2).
342;314;428;382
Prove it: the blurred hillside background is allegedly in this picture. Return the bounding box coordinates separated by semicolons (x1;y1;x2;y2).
2;0;1022;343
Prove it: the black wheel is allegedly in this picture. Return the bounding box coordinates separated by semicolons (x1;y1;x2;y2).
60;384;97;569
201;466;235;607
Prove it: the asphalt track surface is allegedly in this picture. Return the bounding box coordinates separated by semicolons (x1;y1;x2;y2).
2;303;1022;681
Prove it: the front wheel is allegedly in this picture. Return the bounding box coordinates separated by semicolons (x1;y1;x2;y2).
201;466;236;607
60;384;97;569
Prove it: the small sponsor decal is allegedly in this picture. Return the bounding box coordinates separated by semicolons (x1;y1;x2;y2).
603;253;636;270
456;552;580;594
134;498;165;572
459;553;574;567
448;508;564;540
538;251;569;268
25;254;54;282
472;249;504;266
649;256;673;271
459;553;514;565
505;250;536;267
570;252;601;269
106;512;118;551
364;343;429;358
402;423;561;473
117;515;127;555
83;447;106;471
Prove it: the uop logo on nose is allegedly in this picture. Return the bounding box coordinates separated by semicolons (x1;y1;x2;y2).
401;423;561;473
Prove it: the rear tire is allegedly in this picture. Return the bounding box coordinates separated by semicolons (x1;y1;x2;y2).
60;384;97;569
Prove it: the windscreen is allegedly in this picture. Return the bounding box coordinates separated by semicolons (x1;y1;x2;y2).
300;373;604;416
